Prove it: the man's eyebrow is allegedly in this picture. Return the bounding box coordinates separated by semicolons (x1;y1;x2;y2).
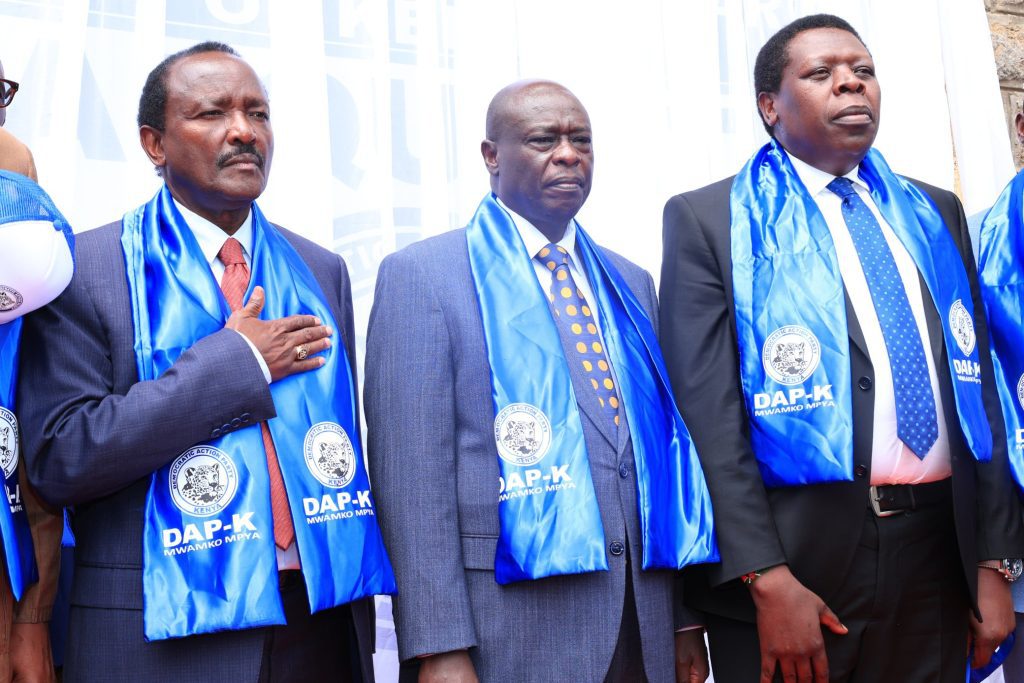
190;93;268;108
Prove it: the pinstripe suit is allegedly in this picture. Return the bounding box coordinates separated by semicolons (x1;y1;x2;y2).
365;227;685;683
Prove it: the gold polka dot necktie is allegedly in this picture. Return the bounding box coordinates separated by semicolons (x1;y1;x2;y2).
535;243;622;431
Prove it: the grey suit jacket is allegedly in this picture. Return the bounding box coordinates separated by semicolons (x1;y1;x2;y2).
16;219;375;683
365;227;683;683
659;175;1024;623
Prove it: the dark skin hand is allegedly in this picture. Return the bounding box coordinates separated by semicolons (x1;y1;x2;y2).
675;629;711;682
970;567;1015;668
749;565;847;683
418;650;478;683
224;286;332;382
10;622;56;683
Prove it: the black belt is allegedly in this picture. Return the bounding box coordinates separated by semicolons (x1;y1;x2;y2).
279;569;303;591
869;478;951;517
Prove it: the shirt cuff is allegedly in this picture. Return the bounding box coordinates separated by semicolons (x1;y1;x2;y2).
675;624;704;633
234;330;271;384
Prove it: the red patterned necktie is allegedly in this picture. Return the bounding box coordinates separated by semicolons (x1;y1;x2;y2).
217;237;295;549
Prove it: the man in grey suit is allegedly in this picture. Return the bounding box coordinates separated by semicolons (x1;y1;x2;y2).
15;42;374;682
365;80;710;683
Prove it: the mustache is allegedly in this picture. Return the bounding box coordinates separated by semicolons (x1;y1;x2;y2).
217;144;265;169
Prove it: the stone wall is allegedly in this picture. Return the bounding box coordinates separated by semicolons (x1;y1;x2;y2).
987;0;1024;169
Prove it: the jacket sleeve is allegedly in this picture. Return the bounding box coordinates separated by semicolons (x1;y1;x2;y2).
659;191;787;585
15;247;276;507
364;250;478;660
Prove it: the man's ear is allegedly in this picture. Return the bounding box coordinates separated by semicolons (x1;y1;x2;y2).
481;139;499;177
757;92;778;130
139;126;166;170
1015;111;1024;146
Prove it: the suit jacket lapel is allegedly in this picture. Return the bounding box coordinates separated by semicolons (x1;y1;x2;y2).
844;287;870;360
919;272;946;371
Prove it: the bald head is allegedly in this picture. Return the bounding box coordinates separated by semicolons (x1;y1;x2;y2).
485;80;584;143
481;80;593;242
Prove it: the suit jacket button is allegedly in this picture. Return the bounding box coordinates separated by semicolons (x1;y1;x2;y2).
609;541;625;556
854;464;867;478
211;428;222;439
231;418;242;428
857;376;872;391
618;463;629;479
240;412;251;422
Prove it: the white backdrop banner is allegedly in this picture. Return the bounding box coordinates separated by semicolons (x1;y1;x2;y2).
0;1;1015;680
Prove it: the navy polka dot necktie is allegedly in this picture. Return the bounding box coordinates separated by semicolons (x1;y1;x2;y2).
535;243;622;432
827;177;938;458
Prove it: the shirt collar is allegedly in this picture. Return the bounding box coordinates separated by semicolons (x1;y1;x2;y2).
172;196;254;266
495;195;577;262
786;150;867;198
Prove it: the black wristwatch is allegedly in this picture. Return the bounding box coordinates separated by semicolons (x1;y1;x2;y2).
979;558;1024;583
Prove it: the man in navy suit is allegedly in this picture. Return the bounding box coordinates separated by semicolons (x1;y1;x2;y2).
16;42;373;682
365;80;710;683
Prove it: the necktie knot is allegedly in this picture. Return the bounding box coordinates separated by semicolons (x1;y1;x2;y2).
535;243;570;271
217;237;246;267
826;176;858;199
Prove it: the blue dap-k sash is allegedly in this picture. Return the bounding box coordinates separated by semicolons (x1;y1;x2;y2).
978;167;1024;492
466;194;717;584
124;187;395;641
0;171;74;599
731;142;990;487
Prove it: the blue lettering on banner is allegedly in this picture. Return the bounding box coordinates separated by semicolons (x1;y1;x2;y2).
165;0;270;47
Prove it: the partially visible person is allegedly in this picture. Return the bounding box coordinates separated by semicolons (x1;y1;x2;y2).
0;56;66;683
977;93;1024;683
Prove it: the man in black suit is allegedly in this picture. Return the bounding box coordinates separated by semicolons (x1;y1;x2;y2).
660;14;1024;683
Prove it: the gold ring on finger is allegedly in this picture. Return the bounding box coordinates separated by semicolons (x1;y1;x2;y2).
295;344;309;361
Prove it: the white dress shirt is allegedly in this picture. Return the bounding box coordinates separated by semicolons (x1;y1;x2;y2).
787;155;951;485
496;197;605;331
498;199;632;413
173;198;300;570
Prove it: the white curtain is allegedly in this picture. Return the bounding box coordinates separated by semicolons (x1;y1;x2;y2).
1;1;1013;680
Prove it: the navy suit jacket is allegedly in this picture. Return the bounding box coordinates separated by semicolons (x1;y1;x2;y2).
16;219;375;682
364;226;685;683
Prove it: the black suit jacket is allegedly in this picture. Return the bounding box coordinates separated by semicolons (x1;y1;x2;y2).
659;174;1024;622
16;220;375;682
